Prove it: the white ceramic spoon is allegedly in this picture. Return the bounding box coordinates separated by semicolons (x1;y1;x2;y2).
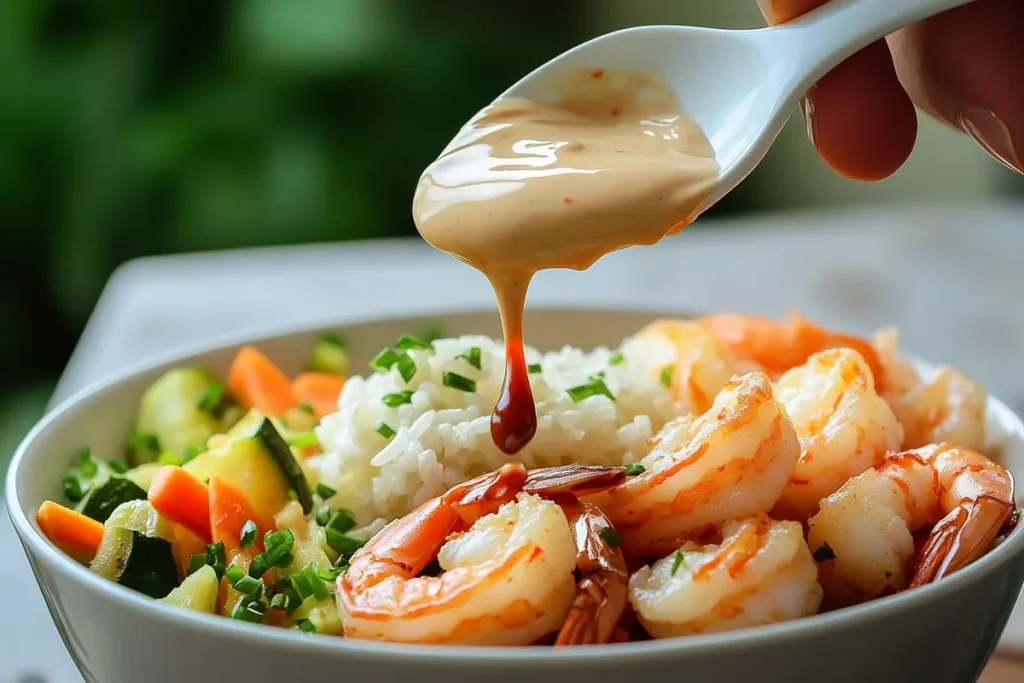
501;0;975;213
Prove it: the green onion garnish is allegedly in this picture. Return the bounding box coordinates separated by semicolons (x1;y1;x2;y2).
376;422;396;438
623;462;646;477
286;432;319;449
442;372;476;393
315;505;332;527
315;483;337;500
396;335;431;351
326;510;356;534
197;381;226;414
191;541;227;579
382;391;414;407
269;593;290;610
326;529;365;556
659;366;673;388
670;550;685;576
107;459;128;474
250;529;295;577
187;553;208;576
78;446;98;477
609;351;625;366
158;452;183;466
230;595;267;623
527;363;542;374
62;475;85;503
128;434;160;455
813;542;837;562
296;619;317;633
291;564;328;602
319;566;345;582
455;347;482;370
396;354;417;383
598;526;622;548
566;376;615;403
298;403;315;415
240;520;258;549
370;348;403;373
225;564;263;597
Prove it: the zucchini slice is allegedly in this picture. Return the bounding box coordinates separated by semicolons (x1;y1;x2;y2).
306;334;349;375
161;564;219;613
91;527;179;598
76;477;148;523
184;434;292;520
257;419;313;514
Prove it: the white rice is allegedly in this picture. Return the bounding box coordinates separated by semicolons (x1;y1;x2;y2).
311;333;690;525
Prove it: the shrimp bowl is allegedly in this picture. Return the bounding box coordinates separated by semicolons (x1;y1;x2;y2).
7;307;1024;683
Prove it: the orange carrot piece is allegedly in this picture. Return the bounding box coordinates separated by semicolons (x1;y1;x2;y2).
36;501;105;561
226;346;297;417
292;372;346;407
209;477;275;556
148;466;211;542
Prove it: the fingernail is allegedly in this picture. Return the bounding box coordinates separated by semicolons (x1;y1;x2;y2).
800;95;816;147
958;107;1023;174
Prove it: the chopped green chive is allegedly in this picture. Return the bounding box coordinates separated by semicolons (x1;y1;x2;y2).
609;351;625;366
269;593;290;610
623;462;646;477
382;391;415;407
158;452;183;466
230;595;267;623
187;553;208;576
298;403;315;415
240;520;258;549
326;529;365;556
598;526;622;548
315;505;332;527
319;566;345;582
813;542;837;563
442;372;476;393
527;363;543;374
455;347;482;370
396;354;417;383
296;619;317;634
326;510;356;534
190;541;227;579
670;550;685;577
225;564;263;597
659;366;673;388
78;447;98;478
250;529;295;577
370;348;403;373
315;483;337;500
286;432;319;449
291;564;328;602
197;381;226;414
396;335;431;351
128;434;160;455
566;376;615;403
376;422;396;438
62;475;85;503
107;459;128;474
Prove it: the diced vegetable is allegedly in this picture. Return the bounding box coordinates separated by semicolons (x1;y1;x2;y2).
306;334;350;375
292;595;343;635
133;368;243;465
209;477;274;556
90;527;179;598
274;502;332;575
148;466;212;542
123;462;164;491
76;477;148;523
62;447;115;506
160;564;219;613
36;501;105;562
183;433;293;521
291;373;345;420
257;419;313;514
102;500;174;541
226;347;298;417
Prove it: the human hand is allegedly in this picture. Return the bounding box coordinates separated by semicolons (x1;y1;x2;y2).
757;0;1023;179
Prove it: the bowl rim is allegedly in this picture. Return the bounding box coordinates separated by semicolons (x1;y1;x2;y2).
8;305;1024;664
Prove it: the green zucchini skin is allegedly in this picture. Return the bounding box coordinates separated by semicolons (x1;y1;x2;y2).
257;419;313;514
105;528;180;599
77;477;148;523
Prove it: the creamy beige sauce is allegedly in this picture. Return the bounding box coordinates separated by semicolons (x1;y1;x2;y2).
412;68;719;453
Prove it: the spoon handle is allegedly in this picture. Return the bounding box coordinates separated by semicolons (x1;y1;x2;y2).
770;0;975;89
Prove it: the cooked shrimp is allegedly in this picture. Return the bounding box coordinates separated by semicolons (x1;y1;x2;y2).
771;348;903;521
337;463;625;645
586;372;800;556
554;497;629;646
699;312;886;390
629;514;822;638
874;328;987;452
807;444;1016;606
626;319;737;414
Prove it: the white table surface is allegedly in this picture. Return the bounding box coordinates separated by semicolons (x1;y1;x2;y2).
5;201;1024;681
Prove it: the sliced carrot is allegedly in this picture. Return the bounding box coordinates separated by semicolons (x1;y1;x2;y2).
209;477;275;557
148;466;211;542
36;501;105;562
227;346;298;417
292;372;345;408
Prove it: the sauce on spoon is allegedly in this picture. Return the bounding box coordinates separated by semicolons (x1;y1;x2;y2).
413;69;718;453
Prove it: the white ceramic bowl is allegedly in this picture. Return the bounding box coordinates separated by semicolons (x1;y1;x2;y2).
7;308;1024;683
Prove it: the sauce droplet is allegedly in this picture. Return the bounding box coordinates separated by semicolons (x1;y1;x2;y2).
488;271;536;454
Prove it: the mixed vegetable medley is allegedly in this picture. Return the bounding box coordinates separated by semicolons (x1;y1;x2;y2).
36;333;361;634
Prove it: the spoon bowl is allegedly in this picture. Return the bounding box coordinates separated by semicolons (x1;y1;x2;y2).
502;0;975;212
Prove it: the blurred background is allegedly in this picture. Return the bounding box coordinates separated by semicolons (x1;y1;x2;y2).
1;0;1021;472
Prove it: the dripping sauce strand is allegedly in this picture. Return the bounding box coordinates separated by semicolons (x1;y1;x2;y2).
489;271;537;454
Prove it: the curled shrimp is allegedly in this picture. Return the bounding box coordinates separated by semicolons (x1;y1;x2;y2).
586;372;800;556
874;328;987;452
626;319;737;414
337;463;626;645
771;348;904;521
807;444;1016;606
629;514;822;637
699;312;886;390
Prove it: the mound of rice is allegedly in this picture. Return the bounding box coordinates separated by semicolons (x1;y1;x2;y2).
311;332;695;525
